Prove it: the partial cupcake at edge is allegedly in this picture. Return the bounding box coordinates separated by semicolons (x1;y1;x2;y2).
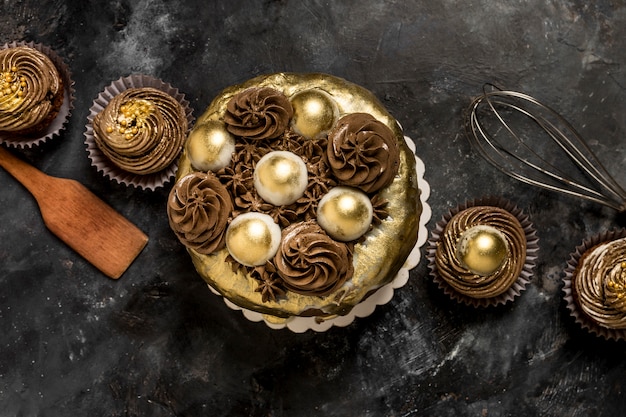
0;41;75;148
166;72;423;323
427;196;539;307
563;228;626;341
84;74;194;190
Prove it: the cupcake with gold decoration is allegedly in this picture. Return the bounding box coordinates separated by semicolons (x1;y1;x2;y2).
563;228;626;341
0;41;74;148
84;74;193;190
427;196;538;307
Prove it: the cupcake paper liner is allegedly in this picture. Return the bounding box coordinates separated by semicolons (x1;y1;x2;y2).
0;41;75;149
84;74;194;191
427;196;539;308
210;137;431;333
562;228;626;341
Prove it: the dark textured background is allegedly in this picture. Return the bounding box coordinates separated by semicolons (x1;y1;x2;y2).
1;1;625;416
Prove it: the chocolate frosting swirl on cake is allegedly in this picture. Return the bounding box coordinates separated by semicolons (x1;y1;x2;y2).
0;46;63;134
574;237;626;329
224;87;293;140
327;112;400;193
93;87;187;175
435;206;526;299
274;220;354;296
167;172;233;255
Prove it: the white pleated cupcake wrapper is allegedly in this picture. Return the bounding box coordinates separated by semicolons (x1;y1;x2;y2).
84;74;194;191
562;228;626;341
208;137;432;333
0;41;75;149
426;196;539;308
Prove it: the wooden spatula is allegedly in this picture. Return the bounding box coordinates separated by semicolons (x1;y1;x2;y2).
0;146;148;279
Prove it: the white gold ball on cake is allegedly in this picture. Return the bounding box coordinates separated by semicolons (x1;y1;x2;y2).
186;121;235;172
290;89;339;139
317;186;373;242
456;225;508;276
226;213;282;267
254;151;308;206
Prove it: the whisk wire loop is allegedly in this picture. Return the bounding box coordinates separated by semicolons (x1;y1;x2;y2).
466;84;626;212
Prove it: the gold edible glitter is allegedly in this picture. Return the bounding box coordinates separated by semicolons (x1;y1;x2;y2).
111;98;154;140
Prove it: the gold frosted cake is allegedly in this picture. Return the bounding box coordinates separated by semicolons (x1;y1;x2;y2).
167;73;422;322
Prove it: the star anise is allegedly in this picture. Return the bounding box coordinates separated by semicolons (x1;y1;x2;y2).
225;254;252;275
371;194;390;226
217;163;254;195
234;191;273;214
252;262;286;302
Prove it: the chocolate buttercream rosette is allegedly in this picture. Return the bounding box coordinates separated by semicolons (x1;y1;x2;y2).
427;196;539;307
84;74;193;190
0;41;75;148
563;228;626;341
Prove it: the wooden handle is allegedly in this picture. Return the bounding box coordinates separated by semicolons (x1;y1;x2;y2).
0;146;50;198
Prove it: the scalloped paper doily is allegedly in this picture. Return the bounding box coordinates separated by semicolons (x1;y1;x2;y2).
208;137;431;333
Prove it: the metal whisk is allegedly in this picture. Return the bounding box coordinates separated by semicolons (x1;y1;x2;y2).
465;84;626;212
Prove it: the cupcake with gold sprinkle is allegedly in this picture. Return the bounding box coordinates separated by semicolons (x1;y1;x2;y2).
84;74;193;190
563;228;626;341
0;41;74;148
427;196;539;307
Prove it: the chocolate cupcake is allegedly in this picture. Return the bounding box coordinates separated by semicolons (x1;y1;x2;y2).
0;41;74;148
563;228;626;341
84;74;193;190
427;197;539;307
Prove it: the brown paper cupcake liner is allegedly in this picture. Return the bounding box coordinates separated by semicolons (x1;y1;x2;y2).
562;228;626;341
84;74;194;191
0;41;75;149
426;196;539;308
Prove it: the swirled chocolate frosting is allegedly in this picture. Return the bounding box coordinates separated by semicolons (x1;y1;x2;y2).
574;237;626;329
327;112;400;193
93;87;187;175
167;172;233;255
435;206;526;299
274;220;354;296
0;46;63;134
224;87;293;140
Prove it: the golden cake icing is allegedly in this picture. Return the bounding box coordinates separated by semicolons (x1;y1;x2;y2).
0;45;64;135
93;87;187;175
168;72;421;321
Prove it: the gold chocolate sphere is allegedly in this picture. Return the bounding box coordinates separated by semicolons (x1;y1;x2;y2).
290;89;339;139
226;213;282;267
456;225;508;276
186;120;235;172
254;151;308;206
317;186;373;242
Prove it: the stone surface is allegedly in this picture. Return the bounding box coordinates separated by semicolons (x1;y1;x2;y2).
1;1;625;416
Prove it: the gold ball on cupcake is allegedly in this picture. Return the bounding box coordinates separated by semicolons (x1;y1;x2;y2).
254;151;308;206
226;213;282;267
290;89;339;139
317;186;373;242
186;120;235;172
456;225;508;276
